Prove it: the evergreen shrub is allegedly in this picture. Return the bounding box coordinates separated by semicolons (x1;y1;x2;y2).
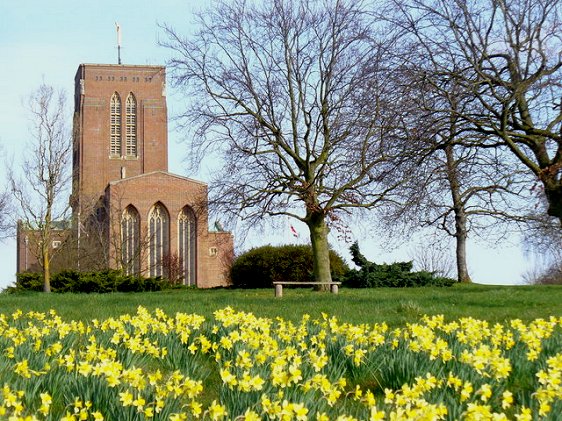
9;270;173;293
343;242;456;288
12;272;43;292
230;244;349;288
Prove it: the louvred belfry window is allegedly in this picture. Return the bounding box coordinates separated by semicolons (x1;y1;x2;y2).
110;92;121;156
125;93;137;156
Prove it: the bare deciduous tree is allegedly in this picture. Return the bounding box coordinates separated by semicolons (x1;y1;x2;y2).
413;146;527;282
0;144;13;240
408;236;455;278
56;193;148;276
521;200;562;284
0;189;11;240
385;0;562;226
161;252;184;285
376;53;530;282
387;116;529;282
162;0;411;286
9;83;72;292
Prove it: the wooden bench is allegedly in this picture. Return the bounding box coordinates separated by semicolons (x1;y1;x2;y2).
273;281;342;297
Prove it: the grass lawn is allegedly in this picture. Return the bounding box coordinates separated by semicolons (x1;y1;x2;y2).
0;283;560;325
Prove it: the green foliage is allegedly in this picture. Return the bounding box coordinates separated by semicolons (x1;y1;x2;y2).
9;270;173;293
11;272;43;292
344;242;456;288
230;244;349;288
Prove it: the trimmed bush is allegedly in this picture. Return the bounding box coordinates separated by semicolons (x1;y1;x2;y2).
11;272;43;292
343;242;455;288
230;244;349;288
9;270;174;293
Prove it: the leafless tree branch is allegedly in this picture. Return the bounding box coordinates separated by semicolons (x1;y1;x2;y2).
162;0;414;285
8;83;72;292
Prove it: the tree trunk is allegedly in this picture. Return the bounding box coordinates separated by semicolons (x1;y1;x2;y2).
307;212;332;291
445;145;472;283
454;212;471;283
542;178;562;227
43;243;51;293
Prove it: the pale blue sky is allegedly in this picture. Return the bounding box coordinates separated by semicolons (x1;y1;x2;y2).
0;0;532;290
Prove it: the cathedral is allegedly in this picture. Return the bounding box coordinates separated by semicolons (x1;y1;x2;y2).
16;63;233;288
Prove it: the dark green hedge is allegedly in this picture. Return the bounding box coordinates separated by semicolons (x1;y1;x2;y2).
9;270;174;293
230;244;349;288
343;242;456;288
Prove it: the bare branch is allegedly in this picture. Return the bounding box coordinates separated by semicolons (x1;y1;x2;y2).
8;83;72;292
162;0;411;285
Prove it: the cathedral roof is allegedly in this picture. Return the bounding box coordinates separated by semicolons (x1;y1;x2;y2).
107;170;207;187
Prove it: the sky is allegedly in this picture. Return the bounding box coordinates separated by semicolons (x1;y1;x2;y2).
0;1;536;290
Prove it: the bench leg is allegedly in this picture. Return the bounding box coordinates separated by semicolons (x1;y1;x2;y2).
275;284;283;298
330;284;339;294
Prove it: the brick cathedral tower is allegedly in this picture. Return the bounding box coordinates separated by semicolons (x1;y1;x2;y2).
62;63;233;287
72;64;168;209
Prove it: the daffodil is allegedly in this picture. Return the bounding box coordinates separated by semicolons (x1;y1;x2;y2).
208;400;228;420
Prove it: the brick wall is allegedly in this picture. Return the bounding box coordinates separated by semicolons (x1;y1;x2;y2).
16;222;70;273
207;231;235;287
106;172;232;287
73;64;168;206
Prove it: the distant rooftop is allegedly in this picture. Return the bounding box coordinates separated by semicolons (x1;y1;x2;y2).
79;63;165;69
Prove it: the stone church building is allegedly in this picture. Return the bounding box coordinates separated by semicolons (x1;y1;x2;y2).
17;63;233;288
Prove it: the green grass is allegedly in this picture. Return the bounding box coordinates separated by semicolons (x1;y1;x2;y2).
1;283;561;325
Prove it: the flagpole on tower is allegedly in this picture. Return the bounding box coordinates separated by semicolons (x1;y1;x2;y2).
115;22;122;64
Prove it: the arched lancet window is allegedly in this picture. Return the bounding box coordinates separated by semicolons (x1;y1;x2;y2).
110;92;122;156
125;93;137;156
121;206;140;275
178;206;197;286
149;203;169;278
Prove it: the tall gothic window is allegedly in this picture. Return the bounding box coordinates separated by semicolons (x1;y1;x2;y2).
110;92;121;156
149;203;169;278
125;93;137;156
178;206;197;286
121;206;140;275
